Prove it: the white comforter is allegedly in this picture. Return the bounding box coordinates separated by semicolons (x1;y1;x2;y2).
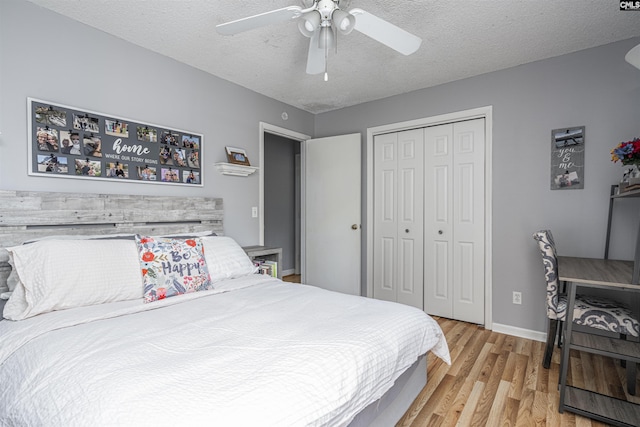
0;276;449;427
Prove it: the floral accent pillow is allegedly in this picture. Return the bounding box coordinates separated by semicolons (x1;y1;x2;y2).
135;235;213;303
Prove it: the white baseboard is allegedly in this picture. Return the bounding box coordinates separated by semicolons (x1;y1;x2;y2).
281;268;295;277
491;322;546;343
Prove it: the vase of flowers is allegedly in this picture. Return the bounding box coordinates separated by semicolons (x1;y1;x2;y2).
611;137;640;184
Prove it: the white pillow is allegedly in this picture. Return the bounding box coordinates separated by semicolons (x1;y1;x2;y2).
201;236;257;282
6;256;19;292
3;239;143;320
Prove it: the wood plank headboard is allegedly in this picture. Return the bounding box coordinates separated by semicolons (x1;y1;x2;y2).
0;190;223;290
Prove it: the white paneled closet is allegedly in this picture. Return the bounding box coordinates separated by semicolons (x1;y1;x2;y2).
373;118;485;324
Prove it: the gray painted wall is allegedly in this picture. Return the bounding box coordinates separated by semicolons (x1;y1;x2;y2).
314;37;640;334
0;0;314;246
264;133;299;272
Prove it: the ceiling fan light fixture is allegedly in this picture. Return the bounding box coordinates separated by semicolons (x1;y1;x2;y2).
298;10;321;37
318;25;334;49
332;9;355;35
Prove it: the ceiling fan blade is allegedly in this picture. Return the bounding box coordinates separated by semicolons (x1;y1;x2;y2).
349;8;422;55
216;6;303;35
306;30;325;75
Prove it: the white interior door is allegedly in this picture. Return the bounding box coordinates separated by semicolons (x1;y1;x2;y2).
424;119;485;324
373;129;424;309
303;133;361;295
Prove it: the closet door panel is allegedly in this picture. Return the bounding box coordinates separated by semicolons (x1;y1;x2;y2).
452;119;485;324
397;129;424;309
424;124;453;317
373;133;398;303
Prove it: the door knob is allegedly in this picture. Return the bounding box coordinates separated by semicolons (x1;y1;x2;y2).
351;224;358;230
438;230;443;235
405;229;410;233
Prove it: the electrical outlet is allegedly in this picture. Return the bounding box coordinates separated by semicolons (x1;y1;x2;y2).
251;207;258;218
512;291;522;305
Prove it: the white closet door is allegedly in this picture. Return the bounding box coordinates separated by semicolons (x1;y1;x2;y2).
424;124;454;318
452;119;485;324
396;129;424;309
373;129;424;309
424;119;485;324
373;132;398;303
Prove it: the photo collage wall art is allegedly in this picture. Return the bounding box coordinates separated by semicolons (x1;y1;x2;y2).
28;98;203;186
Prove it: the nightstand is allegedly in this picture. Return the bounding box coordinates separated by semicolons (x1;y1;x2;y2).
242;246;283;280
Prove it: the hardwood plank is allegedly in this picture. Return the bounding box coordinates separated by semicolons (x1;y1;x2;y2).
454;380;485;427
524;340;543;391
515;335;532;356
470;351;509;425
485;380;511;426
491;333;506;354
432;374;464;417
547;380;563;426
477;351;499;384
536;355;550;392
515;386;536;426
501;350;517;382
502;396;521;427
439;377;475;426
532;390;548;426
508;353;529;399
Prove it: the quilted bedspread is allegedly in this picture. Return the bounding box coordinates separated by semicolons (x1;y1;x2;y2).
0;276;449;427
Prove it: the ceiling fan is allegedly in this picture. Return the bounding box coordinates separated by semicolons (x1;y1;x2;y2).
216;0;422;81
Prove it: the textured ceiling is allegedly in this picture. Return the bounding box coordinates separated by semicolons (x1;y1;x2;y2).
25;0;640;114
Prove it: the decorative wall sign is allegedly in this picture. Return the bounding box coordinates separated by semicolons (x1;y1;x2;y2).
550;126;585;190
28;98;203;186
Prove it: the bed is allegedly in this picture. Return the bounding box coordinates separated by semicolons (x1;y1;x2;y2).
0;191;450;427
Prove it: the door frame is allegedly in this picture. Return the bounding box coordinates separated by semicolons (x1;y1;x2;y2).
365;106;494;329
258;122;311;258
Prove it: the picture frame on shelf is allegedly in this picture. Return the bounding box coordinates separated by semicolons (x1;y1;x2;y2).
226;146;251;166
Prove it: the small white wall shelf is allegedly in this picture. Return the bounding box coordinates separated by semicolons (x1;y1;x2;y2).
214;162;258;177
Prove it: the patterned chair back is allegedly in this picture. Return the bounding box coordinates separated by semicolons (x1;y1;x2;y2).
533;230;561;320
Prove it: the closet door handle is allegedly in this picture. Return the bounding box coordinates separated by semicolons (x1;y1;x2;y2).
405;229;410;233
438;230;443;235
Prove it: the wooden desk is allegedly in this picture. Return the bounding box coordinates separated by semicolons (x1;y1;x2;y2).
557;256;640;427
558;256;635;288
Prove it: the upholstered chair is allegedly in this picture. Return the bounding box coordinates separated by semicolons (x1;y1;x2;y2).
532;230;640;370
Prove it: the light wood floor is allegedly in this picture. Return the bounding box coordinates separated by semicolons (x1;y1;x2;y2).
283;274;301;283
397;317;640;427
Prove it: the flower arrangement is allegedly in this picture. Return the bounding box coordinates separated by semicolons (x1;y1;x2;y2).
611;137;640;165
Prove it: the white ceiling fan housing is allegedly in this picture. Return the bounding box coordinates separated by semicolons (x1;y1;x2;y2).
215;0;422;77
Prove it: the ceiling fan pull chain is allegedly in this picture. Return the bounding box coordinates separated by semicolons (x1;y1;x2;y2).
324;26;329;81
